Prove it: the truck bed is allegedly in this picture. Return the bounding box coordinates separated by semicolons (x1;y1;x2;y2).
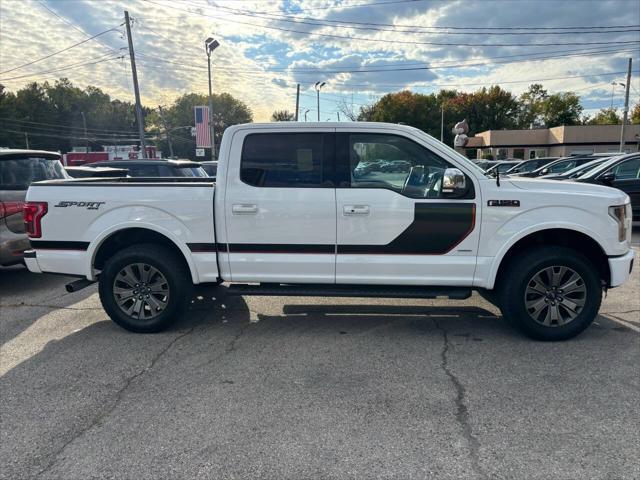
25;178;218;283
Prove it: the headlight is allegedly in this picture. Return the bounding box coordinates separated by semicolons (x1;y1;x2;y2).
609;204;630;242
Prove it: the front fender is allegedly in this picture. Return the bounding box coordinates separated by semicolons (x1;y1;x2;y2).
481;205;614;289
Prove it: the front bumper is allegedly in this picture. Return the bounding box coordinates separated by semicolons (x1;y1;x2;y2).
608;249;635;287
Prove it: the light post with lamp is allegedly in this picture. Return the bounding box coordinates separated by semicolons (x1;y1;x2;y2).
205;37;219;159
314;82;325;121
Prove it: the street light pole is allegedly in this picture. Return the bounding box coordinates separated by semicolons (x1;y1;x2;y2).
314;81;325;121
304;109;310;122
205;37;219;159
620;58;632;152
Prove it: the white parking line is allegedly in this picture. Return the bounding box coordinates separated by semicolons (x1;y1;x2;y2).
604;315;640;333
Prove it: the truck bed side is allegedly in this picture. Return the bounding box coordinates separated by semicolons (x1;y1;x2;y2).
25;178;217;283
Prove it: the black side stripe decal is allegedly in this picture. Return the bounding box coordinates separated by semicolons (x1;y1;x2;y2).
29;240;90;251
187;243;219;253
227;244;334;254
337;203;475;255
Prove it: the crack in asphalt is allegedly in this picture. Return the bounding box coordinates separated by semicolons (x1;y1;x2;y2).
433;318;487;480
600;309;640;315
34;325;197;479
1;303;101;311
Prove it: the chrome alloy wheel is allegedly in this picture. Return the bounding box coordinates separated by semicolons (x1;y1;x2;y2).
524;266;587;327
113;263;170;320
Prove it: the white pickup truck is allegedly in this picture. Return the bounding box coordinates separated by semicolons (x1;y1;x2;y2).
24;122;634;340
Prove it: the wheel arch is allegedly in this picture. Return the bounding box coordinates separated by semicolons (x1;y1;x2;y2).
90;226;199;283
489;228;610;290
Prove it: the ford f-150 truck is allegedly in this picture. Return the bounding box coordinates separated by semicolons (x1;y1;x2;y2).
23;123;635;340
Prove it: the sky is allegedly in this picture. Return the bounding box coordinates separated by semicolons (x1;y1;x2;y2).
0;0;639;123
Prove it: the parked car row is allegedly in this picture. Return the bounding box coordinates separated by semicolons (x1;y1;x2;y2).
1;150;216;266
474;153;639;222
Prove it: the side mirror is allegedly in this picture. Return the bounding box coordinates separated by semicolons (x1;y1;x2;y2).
540;168;549;175
599;172;615;184
442;168;467;196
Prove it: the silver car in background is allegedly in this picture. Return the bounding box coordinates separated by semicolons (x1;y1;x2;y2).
0;150;67;266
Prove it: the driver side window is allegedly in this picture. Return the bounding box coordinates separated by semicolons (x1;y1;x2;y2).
344;133;451;198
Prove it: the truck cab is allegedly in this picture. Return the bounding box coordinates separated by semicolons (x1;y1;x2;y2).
23;123;635;340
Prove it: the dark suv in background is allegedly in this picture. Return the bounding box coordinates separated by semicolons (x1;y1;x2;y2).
0;150;68;266
86;159;207;177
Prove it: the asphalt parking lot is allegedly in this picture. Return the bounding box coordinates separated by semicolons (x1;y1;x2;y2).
1;246;639;479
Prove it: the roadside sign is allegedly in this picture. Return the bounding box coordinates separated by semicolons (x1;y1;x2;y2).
196;148;205;157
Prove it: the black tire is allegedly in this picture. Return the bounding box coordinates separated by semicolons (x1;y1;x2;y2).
98;243;193;333
497;246;602;341
476;288;499;308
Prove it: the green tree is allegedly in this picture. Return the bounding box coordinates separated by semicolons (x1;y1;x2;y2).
541;92;583;127
151;92;252;160
587;107;621;125
356;90;441;138
631;103;640;124
447;86;519;134
271;110;295;121
516;84;548;128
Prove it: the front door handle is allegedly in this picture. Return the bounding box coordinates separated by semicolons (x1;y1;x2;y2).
232;204;258;215
343;205;370;216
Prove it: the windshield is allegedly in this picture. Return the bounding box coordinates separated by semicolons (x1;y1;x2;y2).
508;160;539;174
0;156;67;189
576;154;627;179
561;159;607;178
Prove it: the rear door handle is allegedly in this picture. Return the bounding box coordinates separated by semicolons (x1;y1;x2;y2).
343;205;370;216
232;204;258;215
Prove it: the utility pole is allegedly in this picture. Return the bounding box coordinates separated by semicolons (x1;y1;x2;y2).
337;112;340;122
158;106;174;158
440;106;444;143
619;58;632;153
124;10;148;158
81;111;88;153
24;132;29;149
295;84;300;121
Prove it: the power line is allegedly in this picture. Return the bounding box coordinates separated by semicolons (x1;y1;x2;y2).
0;54;124;82
1;128;146;143
0;25;124;75
0;122;152;140
142;1;640;48
36;1;124;55
0;117;144;135
212;3;640;36
328;69;640;89
135;45;637;76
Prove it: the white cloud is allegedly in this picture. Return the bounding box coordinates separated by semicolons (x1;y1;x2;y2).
0;0;638;121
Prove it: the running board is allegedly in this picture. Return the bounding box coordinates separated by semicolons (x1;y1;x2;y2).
227;283;471;300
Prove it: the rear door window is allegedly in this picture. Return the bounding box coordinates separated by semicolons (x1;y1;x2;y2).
241;133;330;187
0;156;66;188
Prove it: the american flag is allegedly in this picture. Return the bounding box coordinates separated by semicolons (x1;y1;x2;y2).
194;106;211;148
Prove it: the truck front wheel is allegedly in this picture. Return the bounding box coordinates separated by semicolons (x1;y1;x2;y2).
98;243;192;333
498;246;602;341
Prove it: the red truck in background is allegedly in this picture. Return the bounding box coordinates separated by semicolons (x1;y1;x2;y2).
62;145;160;166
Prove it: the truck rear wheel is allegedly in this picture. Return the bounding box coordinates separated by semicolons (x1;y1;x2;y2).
98;243;192;333
498;246;602;341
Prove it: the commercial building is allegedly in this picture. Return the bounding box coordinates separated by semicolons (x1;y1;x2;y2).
465;124;640;159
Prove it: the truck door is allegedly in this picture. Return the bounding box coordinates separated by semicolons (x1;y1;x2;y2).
222;128;336;283
334;130;479;285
